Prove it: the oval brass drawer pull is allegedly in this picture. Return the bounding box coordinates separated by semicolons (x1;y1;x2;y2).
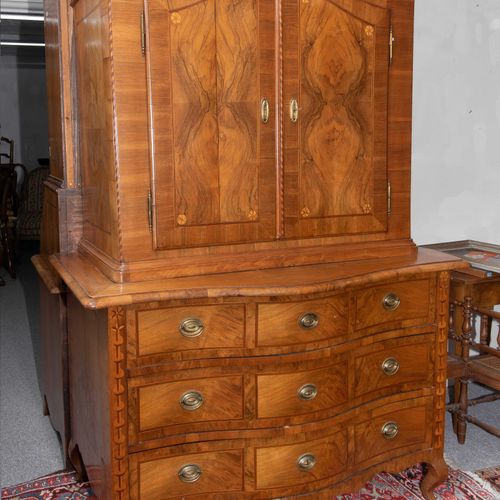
381;357;400;376
381;421;399;440
297;453;316;471
178;463;202;483
382;293;401;311
298;312;319;330
297;383;318;401
179;391;204;411
179;317;205;338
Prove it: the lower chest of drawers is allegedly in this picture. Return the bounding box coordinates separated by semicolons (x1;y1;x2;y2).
66;270;449;499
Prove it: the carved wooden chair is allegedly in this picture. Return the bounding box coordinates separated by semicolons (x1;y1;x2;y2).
447;297;500;442
0;166;18;281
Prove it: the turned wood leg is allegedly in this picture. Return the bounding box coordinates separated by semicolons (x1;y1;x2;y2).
42;395;50;416
420;457;448;500
68;439;88;482
448;378;460;435
457;378;469;444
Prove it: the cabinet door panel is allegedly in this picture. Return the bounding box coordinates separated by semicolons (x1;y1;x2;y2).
146;0;276;249
283;0;390;239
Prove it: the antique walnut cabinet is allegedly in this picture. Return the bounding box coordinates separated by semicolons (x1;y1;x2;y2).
35;0;467;498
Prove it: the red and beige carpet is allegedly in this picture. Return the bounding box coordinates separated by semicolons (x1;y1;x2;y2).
2;464;499;499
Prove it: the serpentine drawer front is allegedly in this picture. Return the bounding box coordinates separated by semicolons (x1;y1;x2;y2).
354;278;432;332
354;398;432;465
136;304;246;356
138;375;244;431
255;431;348;489
352;334;434;398
256;362;348;418
256;294;348;346
135;449;244;499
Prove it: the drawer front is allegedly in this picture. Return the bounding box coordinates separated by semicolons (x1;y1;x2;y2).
353;335;433;398
138;450;243;498
354;279;431;331
138;376;243;431
136;304;245;356
354;400;431;464
255;431;347;489
257;295;348;347
257;363;348;418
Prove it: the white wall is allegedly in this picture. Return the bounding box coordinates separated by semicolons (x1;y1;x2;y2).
412;0;500;246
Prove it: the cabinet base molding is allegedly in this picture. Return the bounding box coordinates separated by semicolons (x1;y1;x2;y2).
78;238;417;283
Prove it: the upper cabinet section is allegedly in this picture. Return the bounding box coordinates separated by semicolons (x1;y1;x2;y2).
283;0;390;239
72;0;415;281
145;0;277;249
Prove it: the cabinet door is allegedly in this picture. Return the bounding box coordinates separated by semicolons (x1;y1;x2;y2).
145;0;276;249
282;0;390;239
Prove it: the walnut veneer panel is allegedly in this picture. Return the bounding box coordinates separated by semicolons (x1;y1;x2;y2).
353;334;434;398
283;0;390;238
136;304;245;356
257;362;347;418
354;398;431;465
74;0;120;260
255;430;348;489
354;278;432;332
138;449;243;499
138;375;244;430
43;0;64;182
146;0;276;249
256;295;348;347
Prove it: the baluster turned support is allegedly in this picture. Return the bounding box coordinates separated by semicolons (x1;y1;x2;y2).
480;313;489;346
497;321;500;352
449;302;455;338
456;297;473;444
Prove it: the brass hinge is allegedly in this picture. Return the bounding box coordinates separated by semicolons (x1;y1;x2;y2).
389;25;395;64
140;11;146;55
387;180;392;216
147;190;153;231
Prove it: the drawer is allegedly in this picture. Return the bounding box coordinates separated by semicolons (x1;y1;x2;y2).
138;376;243;431
257;363;348;418
136;304;245;355
255;431;347;489
354;399;431;464
353;335;433;398
138;450;243;498
354;278;431;332
257;295;348;347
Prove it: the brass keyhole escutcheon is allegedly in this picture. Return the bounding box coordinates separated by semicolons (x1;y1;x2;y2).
261;98;270;124
290;98;299;123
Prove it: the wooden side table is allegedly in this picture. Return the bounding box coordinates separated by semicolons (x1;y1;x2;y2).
425;241;500;440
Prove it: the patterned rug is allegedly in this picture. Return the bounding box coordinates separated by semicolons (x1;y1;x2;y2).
1;464;498;499
476;466;500;494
